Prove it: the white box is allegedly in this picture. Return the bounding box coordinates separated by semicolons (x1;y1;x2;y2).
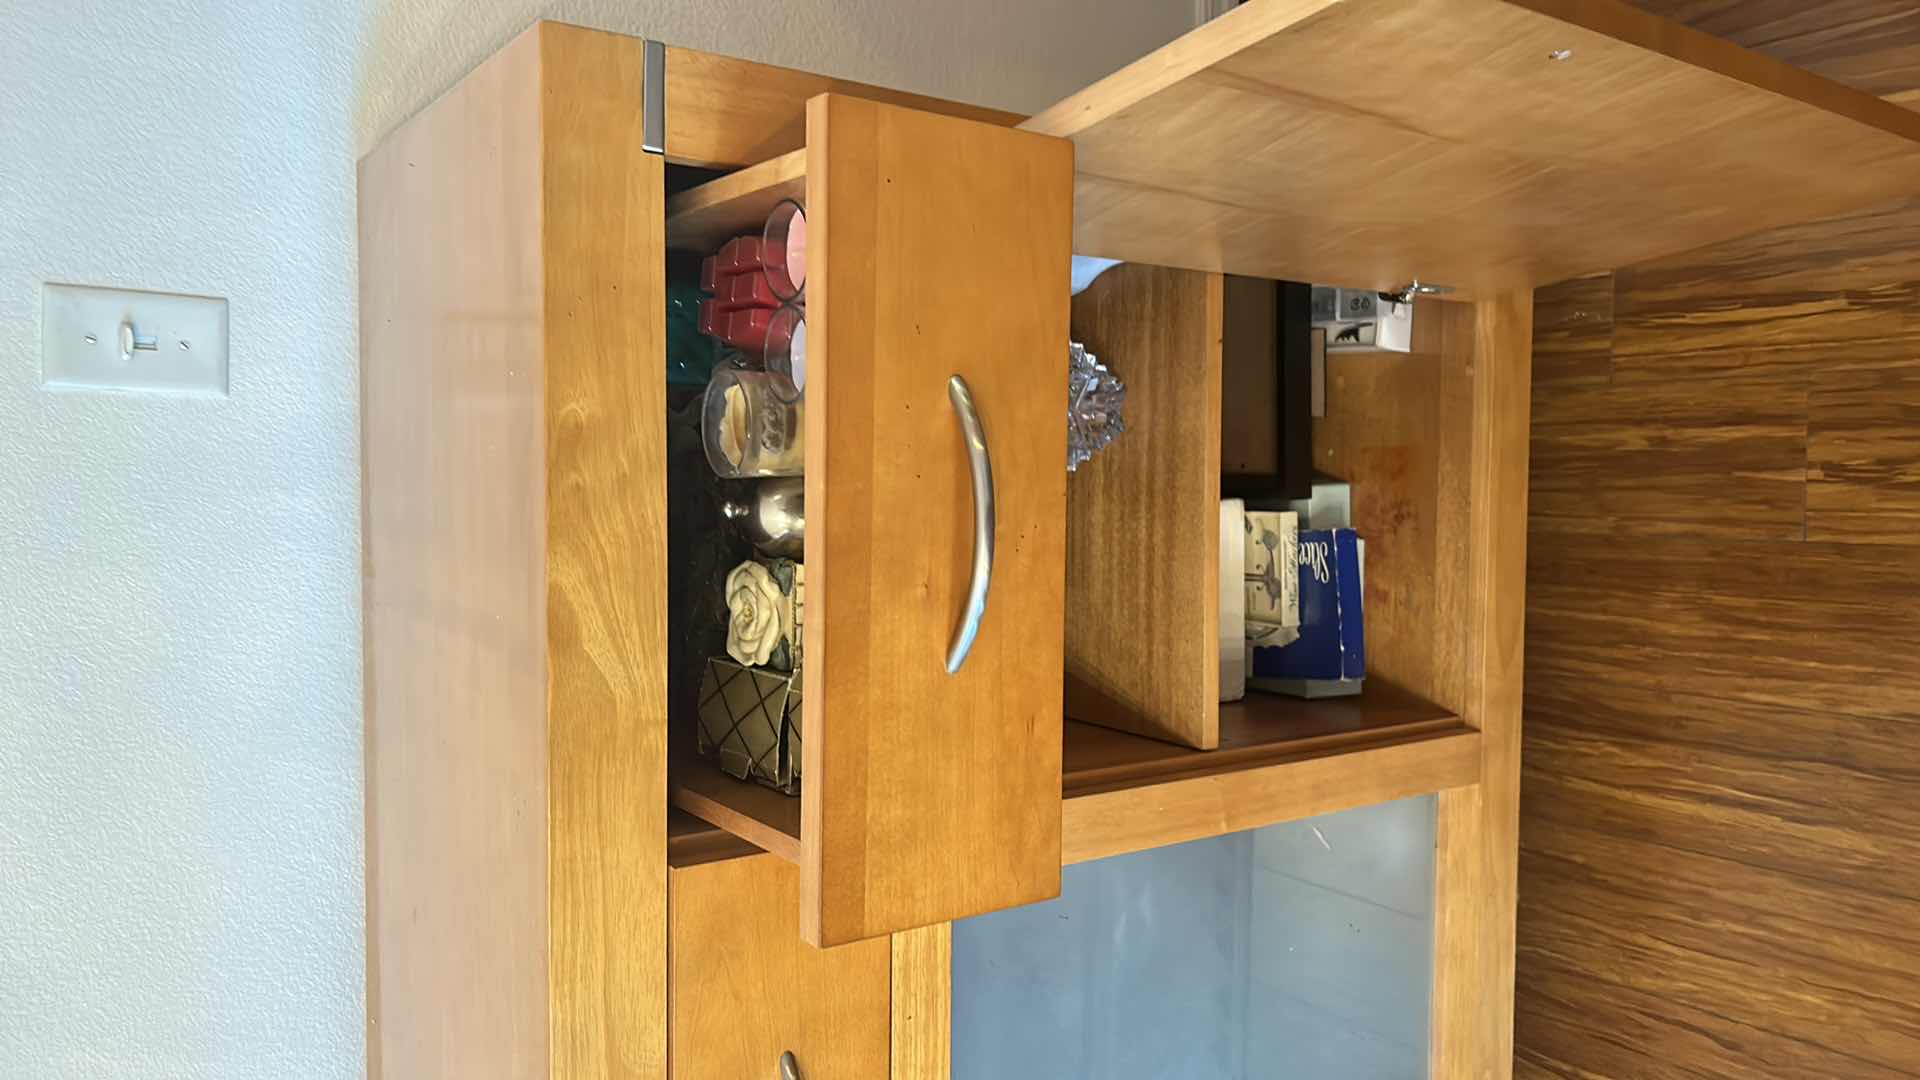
1310;285;1413;354
1220;499;1246;701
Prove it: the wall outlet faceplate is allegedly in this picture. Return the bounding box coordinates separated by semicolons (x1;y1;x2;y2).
41;283;229;396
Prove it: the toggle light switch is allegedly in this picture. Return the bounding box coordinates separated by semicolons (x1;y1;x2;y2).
41;283;229;396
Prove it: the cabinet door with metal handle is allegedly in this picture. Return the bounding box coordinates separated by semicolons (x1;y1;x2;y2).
944;374;994;674
800;93;1071;946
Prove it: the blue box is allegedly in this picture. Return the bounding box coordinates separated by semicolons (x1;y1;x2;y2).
1250;528;1364;688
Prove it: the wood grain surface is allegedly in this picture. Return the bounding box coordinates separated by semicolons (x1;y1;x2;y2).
662;148;804;253
1319;294;1537;1079
1430;293;1535;1080
668;853;890;1080
1630;0;1920;101
664;46;1021;170
666;808;763;870
1518;206;1920;1077
1312;299;1456;702
1516;1;1920;1050
1063;681;1459;796
1281;293;1536;1076
1061;724;1482;866
676;684;1477;874
1022;0;1920;296
890;923;954;1080
1065;264;1223;748
538;26;670;1079
669;750;801;864
361;22;668;1079
361;29;551;1080
801;94;1073;946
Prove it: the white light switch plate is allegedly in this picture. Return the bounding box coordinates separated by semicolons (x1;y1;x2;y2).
41;283;229;396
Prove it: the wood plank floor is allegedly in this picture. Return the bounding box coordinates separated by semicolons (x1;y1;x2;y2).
1517;8;1920;1076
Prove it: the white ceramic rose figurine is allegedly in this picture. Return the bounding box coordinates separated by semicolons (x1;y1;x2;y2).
725;560;794;667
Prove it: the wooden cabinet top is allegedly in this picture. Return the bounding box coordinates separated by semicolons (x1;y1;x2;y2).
1023;0;1920;296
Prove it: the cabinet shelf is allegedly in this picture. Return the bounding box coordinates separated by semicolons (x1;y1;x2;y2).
668;806;765;868
664;148;804;252
1066;682;1458;794
670;752;801;862
670;680;1478;871
1061;684;1478;864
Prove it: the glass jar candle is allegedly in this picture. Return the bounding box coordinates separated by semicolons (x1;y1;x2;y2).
763;199;807;302
764;305;807;399
703;365;805;478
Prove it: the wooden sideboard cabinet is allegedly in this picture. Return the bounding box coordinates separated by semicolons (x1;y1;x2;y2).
362;6;1920;1077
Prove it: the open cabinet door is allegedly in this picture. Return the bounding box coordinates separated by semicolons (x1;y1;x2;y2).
801;95;1074;947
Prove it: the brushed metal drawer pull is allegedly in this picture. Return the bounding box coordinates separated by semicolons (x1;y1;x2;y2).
945;374;995;675
779;1050;802;1080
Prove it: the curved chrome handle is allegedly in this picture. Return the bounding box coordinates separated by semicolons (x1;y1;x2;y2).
779;1050;801;1080
946;375;995;674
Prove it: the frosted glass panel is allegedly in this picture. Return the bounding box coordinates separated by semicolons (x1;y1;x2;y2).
952;796;1435;1080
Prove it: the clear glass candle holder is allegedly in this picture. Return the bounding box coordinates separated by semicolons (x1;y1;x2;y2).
763;199;807;303
763;305;807;400
703;365;805;478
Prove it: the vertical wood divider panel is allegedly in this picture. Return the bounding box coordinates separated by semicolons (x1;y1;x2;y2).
362;22;667;1079
361;29;551;1080
1065;265;1224;748
1429;293;1534;1080
890;923;954;1080
539;24;669;1080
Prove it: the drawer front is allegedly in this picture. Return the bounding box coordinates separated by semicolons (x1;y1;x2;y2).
804;95;1073;945
670;854;891;1079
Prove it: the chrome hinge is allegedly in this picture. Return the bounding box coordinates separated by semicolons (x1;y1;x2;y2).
642;39;666;155
1383;280;1456;305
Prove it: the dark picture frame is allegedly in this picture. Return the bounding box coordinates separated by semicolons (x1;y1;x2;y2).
1222;278;1314;502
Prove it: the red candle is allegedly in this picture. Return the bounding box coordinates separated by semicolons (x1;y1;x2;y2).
716;236;766;276
724;270;780;310
725;307;774;352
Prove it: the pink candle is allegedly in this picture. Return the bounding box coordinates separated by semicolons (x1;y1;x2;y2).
763;200;807;301
782;213;806;291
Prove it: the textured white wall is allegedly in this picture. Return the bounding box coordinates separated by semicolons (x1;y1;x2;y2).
0;2;1192;1078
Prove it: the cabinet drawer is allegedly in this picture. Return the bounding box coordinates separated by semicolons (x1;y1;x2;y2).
670;851;890;1079
668;95;1074;946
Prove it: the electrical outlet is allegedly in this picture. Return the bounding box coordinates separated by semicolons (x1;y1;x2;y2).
41;283;229;396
